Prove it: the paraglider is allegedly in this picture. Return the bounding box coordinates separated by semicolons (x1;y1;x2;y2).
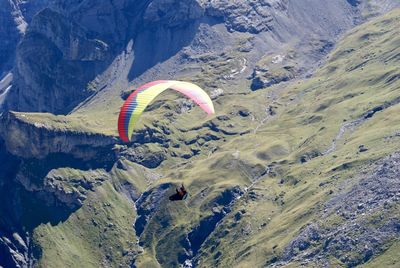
169;184;188;201
118;80;215;142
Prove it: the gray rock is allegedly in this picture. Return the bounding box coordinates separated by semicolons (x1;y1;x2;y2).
203;0;287;34
7;7;113;113
0;0;51;76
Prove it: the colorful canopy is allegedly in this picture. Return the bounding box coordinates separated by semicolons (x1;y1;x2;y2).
118;80;215;142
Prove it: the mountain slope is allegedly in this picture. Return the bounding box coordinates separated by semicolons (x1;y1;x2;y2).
132;9;400;267
0;2;399;268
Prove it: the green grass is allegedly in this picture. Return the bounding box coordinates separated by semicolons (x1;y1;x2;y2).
176;9;400;267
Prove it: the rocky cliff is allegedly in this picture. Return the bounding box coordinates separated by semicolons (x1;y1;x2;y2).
0;0;51;77
0;111;116;159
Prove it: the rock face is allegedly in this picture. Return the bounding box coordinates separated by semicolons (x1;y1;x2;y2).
203;0;288;33
0;112;117;160
0;0;51;77
0;1;22;77
8;7;114;113
0;138;26;268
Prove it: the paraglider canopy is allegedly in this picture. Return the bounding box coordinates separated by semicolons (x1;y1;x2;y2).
118;80;215;142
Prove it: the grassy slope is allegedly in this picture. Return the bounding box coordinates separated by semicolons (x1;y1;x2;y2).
33;184;131;267
192;8;400;267
8;112;115;137
12;8;399;268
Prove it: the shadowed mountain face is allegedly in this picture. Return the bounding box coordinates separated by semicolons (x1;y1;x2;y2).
0;0;52;77
4;0;398;114
0;1;21;77
0;1;399;267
